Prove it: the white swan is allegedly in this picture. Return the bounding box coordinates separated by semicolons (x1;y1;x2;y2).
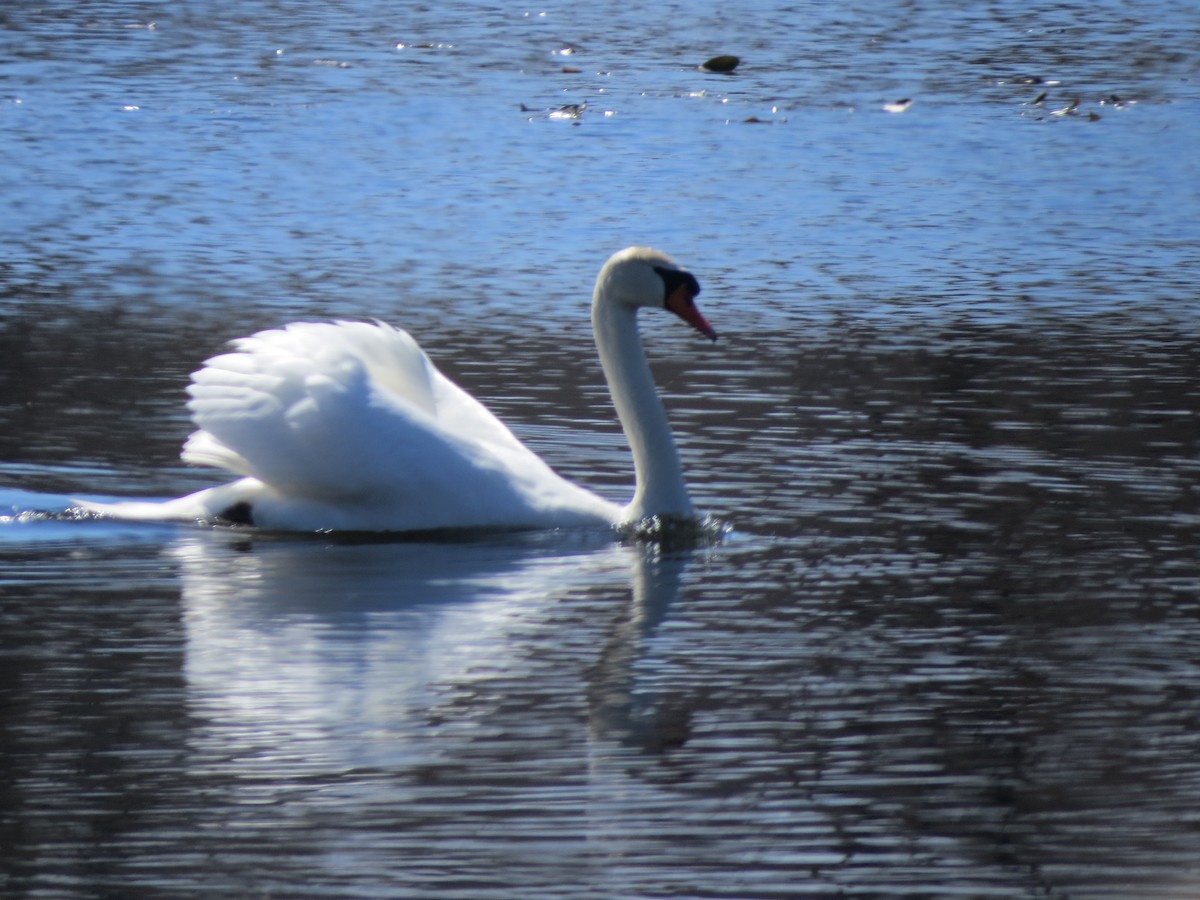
84;247;716;532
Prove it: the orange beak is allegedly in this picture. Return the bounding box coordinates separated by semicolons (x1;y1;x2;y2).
665;284;717;342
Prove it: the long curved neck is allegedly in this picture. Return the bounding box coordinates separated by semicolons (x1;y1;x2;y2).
592;293;693;521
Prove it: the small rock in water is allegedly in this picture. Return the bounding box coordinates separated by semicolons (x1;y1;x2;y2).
700;54;740;74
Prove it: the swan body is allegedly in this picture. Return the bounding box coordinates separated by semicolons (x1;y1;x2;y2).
84;247;715;533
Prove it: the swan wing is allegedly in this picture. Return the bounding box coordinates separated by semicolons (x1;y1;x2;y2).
181;321;616;529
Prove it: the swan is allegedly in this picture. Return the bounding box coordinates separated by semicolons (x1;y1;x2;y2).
83;247;716;532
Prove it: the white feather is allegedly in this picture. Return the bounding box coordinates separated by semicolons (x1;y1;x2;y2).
82;248;707;533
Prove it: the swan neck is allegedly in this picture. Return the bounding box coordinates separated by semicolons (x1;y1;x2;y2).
592;294;692;521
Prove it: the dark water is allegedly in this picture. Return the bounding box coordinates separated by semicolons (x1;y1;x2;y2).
3;1;1200;897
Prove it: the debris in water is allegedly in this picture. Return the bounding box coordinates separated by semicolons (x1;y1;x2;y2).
700;55;739;74
548;101;586;119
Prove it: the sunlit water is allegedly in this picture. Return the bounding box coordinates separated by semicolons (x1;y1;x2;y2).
3;1;1200;897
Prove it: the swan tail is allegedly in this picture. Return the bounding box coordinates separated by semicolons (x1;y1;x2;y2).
77;480;260;524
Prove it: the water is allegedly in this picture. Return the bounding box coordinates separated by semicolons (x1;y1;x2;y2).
3;0;1200;896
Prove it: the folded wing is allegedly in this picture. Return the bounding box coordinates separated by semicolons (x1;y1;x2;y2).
181;321;615;528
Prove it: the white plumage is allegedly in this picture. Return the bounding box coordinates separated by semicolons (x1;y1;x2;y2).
83;247;715;533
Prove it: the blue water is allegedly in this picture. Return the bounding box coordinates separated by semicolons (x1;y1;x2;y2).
3;1;1200;897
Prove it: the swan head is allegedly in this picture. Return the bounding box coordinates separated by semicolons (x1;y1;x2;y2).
596;247;717;341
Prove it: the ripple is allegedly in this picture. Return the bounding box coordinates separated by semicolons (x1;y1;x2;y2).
2;0;1200;896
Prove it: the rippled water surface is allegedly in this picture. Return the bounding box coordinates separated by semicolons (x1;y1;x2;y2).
3;1;1200;897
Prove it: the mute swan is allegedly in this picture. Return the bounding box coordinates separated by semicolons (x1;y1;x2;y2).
84;247;716;533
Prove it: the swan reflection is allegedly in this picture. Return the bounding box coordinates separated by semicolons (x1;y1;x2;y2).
173;530;691;775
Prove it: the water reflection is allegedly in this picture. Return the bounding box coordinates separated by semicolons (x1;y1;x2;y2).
587;548;690;752
6;512;1200;897
168;529;733;896
172;530;697;770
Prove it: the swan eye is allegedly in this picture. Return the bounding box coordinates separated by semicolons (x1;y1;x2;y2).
653;265;701;306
